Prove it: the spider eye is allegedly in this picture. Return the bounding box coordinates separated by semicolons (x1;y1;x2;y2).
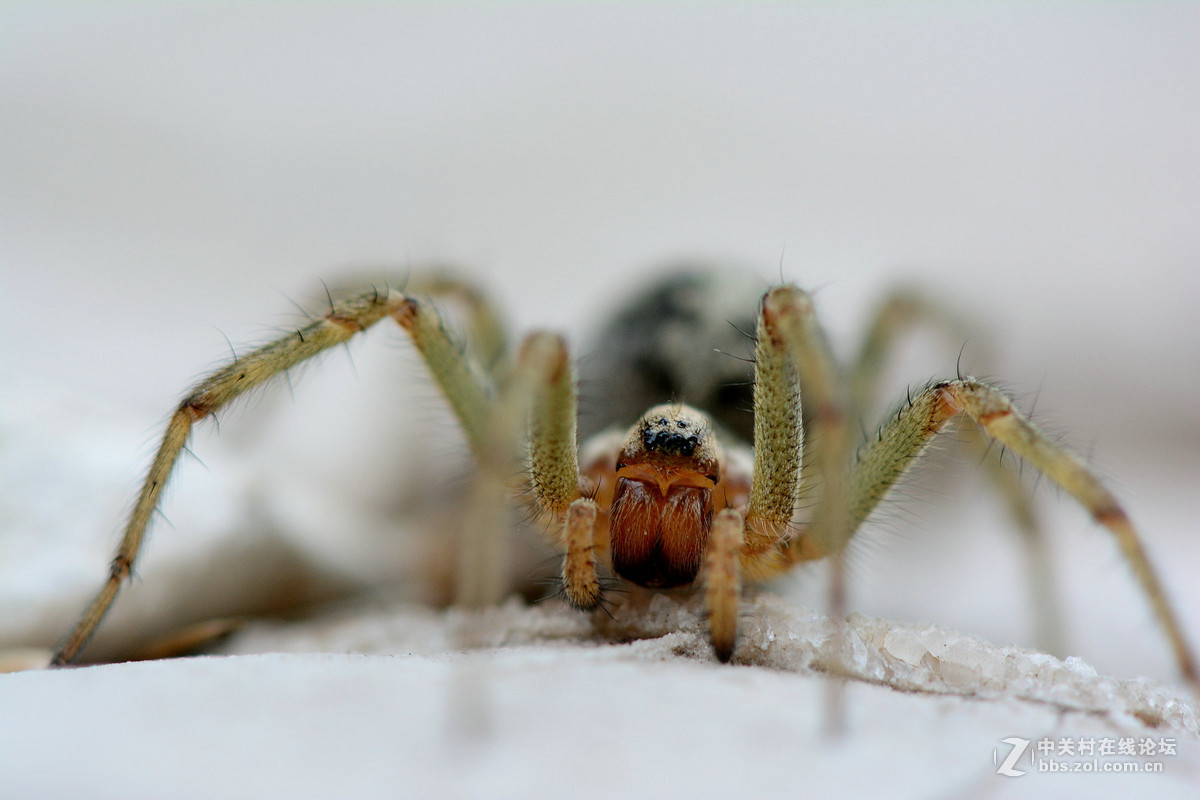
676;420;687;429
641;428;699;457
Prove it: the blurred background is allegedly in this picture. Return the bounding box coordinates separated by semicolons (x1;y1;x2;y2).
2;4;1197;683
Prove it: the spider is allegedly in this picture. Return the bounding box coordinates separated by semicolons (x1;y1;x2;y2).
50;267;1198;690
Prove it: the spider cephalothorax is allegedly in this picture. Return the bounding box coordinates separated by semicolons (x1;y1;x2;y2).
48;267;1199;692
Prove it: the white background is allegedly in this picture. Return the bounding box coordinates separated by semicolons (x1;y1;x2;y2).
2;5;1198;798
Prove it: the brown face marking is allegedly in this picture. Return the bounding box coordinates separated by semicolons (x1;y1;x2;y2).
610;479;713;588
607;405;722;588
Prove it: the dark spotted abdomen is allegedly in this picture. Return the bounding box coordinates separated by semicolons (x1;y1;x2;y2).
578;267;763;442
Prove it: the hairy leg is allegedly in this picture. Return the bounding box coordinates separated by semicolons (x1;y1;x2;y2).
726;285;852;672
848;287;1064;654
755;285;853;728
742;290;804;563
53;281;496;665
848;378;1198;689
704;508;745;662
515;331;608;611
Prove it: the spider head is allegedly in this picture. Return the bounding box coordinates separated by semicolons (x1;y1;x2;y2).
619;404;721;484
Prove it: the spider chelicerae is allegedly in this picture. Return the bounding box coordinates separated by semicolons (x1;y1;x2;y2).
50;267;1198;690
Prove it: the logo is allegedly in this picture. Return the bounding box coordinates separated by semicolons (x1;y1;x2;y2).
993;735;1175;776
994;737;1031;777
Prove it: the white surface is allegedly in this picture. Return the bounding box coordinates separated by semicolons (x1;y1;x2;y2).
3;597;1199;800
2;4;1199;798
